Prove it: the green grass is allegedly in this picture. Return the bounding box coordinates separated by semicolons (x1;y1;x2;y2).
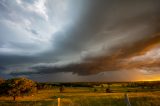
0;86;159;106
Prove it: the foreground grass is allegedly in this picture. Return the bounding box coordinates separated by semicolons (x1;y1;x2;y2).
0;87;159;106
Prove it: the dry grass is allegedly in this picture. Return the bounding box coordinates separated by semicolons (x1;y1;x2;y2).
0;87;159;106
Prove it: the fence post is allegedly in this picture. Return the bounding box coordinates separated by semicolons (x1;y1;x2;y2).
124;93;131;106
58;98;60;106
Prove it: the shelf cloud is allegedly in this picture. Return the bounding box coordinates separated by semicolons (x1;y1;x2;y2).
0;0;160;81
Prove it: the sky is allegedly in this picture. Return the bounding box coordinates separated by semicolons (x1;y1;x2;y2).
0;0;160;82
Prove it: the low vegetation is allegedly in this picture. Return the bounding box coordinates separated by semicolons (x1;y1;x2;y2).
0;77;159;106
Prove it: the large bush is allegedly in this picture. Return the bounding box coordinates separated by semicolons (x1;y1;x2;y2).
0;77;37;101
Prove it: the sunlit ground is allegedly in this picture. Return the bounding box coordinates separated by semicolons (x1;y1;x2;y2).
0;83;159;106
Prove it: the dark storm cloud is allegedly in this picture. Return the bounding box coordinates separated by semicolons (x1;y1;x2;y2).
44;0;160;56
0;54;59;66
11;33;160;76
21;0;160;76
0;66;6;72
1;0;160;81
0;55;36;66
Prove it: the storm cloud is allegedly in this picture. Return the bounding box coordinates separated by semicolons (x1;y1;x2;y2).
0;0;160;81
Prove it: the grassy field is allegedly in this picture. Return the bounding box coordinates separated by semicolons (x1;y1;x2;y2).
0;84;159;106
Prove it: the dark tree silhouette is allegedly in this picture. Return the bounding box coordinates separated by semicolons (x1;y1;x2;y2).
59;85;64;93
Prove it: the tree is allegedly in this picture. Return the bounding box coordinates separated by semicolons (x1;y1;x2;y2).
93;87;98;92
0;78;4;84
106;83;112;93
59;85;64;93
0;77;37;101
